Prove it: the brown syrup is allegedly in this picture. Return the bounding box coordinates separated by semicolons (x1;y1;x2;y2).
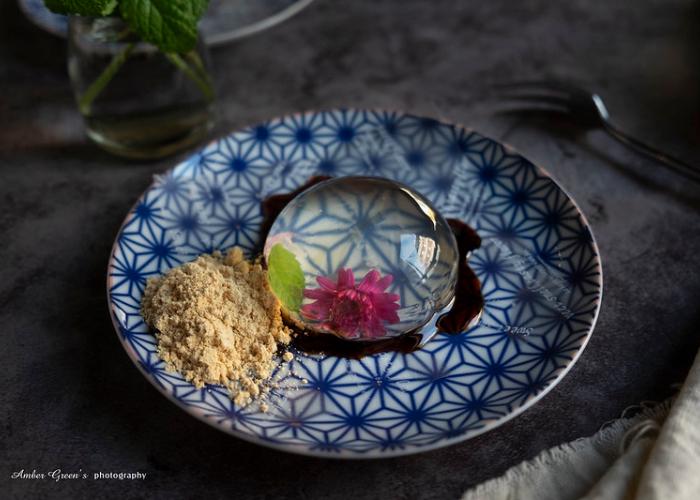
437;218;484;333
258;177;484;359
289;328;423;360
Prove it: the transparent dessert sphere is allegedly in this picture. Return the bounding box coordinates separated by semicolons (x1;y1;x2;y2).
264;177;459;341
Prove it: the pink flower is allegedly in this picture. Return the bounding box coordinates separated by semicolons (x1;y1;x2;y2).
300;268;401;339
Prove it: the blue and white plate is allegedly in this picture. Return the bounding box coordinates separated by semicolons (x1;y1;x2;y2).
19;0;314;46
107;109;602;458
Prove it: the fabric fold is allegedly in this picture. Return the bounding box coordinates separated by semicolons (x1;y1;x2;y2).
462;349;700;500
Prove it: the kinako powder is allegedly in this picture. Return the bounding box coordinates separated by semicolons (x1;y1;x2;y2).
140;247;292;407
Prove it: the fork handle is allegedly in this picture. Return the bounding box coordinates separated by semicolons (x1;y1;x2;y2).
602;122;700;183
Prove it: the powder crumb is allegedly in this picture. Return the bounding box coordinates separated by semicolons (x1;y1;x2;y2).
141;248;291;406
282;352;294;362
260;403;269;413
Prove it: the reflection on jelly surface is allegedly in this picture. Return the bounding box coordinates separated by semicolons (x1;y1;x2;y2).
264;177;459;341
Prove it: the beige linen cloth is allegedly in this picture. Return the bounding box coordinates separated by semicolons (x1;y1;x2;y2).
462;350;700;500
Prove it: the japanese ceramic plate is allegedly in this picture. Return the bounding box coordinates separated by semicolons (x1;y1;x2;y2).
107;109;602;458
19;0;314;46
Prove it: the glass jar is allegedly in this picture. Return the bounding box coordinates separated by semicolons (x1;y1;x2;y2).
68;16;215;160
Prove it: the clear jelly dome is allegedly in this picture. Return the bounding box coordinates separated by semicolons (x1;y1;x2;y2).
264;177;459;341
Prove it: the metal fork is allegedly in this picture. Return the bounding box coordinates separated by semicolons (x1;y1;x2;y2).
494;81;700;183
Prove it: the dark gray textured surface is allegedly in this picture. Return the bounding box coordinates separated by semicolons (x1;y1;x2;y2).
2;0;700;499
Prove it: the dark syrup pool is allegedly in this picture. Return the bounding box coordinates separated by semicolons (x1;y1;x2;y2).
259;176;483;359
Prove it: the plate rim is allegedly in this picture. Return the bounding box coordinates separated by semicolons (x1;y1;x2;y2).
204;0;315;46
105;107;604;459
18;0;316;47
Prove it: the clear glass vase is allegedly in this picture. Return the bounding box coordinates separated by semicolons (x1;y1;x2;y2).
68;16;215;160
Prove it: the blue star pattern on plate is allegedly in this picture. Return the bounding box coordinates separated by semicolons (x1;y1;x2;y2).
107;109;602;457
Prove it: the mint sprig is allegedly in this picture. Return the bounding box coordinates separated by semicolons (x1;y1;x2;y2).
119;0;208;53
267;244;305;313
45;0;213;114
45;0;209;53
45;0;118;17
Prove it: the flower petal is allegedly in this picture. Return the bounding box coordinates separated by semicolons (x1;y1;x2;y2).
375;274;394;291
300;301;330;320
379;309;400;324
304;288;334;300
336;268;355;289
385;292;401;303
361;269;380;285
363;317;387;338
373;305;399;322
373;298;400;312
304;267;402;339
316;275;337;291
370;293;400;309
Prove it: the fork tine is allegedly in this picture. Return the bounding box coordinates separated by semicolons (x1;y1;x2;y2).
492;91;573;109
491;79;577;93
493;107;573;119
492;80;596;104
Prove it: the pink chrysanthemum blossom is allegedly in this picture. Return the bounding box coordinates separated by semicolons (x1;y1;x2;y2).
300;268;401;339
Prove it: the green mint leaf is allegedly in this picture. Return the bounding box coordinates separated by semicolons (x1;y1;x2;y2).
44;0;118;16
267;244;305;313
119;0;209;53
189;0;209;19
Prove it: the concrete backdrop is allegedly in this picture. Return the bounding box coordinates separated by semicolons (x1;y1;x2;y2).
2;0;699;498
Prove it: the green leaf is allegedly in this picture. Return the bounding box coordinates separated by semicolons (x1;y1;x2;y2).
44;0;118;16
267;244;305;313
119;0;209;53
